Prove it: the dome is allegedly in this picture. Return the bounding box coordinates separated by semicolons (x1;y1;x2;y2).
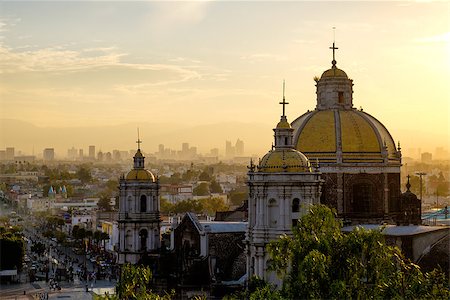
320;67;348;79
126;169;156;182
276;119;291;129
291;109;400;164
258;148;311;173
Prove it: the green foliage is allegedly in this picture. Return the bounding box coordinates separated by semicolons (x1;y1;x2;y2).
76;165;93;183
31;241;46;255
114;264;174;300
210;180;223;193
229;187;248;206
97;194;112;211
225;276;281;300
193;182;209;196
266;204;450;300
0;227;24;271
160;197;228;216
198;171;211;181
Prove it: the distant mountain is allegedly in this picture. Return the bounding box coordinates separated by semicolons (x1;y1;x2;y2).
0;119;272;157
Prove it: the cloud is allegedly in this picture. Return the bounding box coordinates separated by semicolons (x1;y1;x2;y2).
240;53;287;63
414;32;450;43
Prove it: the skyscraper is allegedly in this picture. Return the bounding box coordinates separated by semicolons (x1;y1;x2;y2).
89;145;95;159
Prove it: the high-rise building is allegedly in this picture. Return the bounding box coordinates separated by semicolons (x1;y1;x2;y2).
79;149;84;158
67;147;77;159
421;152;432;163
225;141;235;158
0;150;6;161
89;145;95;159
236;139;244;156
43;148;55;161
6;147;14;160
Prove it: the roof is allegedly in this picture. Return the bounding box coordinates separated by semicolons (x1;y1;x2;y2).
199;221;247;233
125;169;156;182
291;109;400;164
183;213;247;234
342;224;449;237
258;148;311;173
320;67;348;79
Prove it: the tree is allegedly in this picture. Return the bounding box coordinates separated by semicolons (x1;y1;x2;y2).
193;182;209;196
0;227;25;272
267;205;449;299
199;197;229;216
98;194;112;211
198;171;211;182
210;180;223;193
76;165;92;183
95;264;174;300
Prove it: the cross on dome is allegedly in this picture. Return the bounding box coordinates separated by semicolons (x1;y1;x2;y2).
329;42;338;67
136;128;142;150
279;80;289;117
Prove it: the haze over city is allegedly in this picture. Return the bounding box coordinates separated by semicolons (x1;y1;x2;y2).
0;1;448;157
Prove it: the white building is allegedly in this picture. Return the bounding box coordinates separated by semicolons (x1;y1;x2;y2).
245;96;322;284
117;142;161;264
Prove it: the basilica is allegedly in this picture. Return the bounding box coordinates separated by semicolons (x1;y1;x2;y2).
245;43;421;282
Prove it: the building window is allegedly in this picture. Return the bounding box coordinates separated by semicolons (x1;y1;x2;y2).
139;229;148;251
292;198;300;212
292;219;298;227
352;183;373;214
268;199;278;227
338;92;344;104
140;195;147;212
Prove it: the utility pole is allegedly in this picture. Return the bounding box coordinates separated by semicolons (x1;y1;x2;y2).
415;172;427;202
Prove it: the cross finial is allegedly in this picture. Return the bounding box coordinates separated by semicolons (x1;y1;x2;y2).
279;80;289;117
136;128;142;149
329;27;338;68
406;174;411;191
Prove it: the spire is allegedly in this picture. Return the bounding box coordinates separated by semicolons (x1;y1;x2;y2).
136;128;142;150
279;80;289;118
274;81;294;148
329;27;338;68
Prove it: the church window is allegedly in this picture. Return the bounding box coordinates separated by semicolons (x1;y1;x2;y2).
125;230;132;251
127;196;132;212
338;92;344;104
352;183;373;214
140;195;147;212
284;137;288;145
292;219;298;227
139;229;148;251
292;198;300;212
268;199;278;227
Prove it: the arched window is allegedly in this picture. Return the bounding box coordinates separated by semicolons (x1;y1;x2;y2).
140;195;147;212
139;229;148;251
268;199;278;227
292;198;300;212
127;196;132;212
125;230;132;251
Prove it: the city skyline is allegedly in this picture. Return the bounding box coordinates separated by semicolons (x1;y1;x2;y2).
0;1;448;157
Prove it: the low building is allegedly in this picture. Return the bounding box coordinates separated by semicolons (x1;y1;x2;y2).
174;213;247;284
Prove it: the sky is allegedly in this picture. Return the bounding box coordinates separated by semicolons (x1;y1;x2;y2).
0;1;449;157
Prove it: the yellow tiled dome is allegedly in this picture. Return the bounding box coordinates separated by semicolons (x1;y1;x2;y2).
258;149;311;173
291;110;399;164
320;67;348;79
126;169;155;182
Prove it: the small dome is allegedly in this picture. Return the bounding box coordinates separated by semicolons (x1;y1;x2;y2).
320;67;348;79
276;119;291;129
258;149;311;173
126;169;155;182
134;149;144;158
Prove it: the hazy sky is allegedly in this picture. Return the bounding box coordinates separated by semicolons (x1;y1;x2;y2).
0;1;448;156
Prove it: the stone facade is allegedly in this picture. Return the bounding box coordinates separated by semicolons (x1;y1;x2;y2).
117;147;160;264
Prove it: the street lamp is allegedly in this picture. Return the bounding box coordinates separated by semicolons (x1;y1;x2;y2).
415;172;427;202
